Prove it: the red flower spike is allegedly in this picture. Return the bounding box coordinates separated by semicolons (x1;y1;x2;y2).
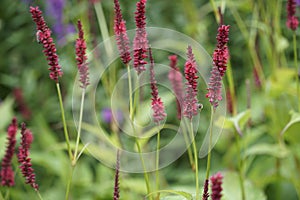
149;48;166;123
76;20;90;89
113;151;120;200
210;172;223;200
214;25;230;77
206;65;223;108
113;0;132;65
168;55;184;119
202;179;209;200
133;0;148;75
18;123;39;190
0;117;18;187
183;46;199;119
286;0;299;30
30;6;63;82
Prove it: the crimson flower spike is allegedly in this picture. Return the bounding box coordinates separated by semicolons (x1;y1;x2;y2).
210;172;223;200
0;117;18;187
113;150;120;200
286;0;299;31
202;179;209;200
168;55;184;120
76;20;90;89
113;0;132;65
206;24;230;109
30;6;63;82
183;46;199;119
149;48;166;123
133;0;148;75
17;123;39;190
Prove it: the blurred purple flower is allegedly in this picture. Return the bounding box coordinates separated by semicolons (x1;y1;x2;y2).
101;108;123;124
46;0;75;45
296;0;300;6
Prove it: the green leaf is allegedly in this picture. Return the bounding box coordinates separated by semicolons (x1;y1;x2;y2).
0;97;14;130
223;171;266;200
244;143;290;158
281;110;300;135
145;190;193;200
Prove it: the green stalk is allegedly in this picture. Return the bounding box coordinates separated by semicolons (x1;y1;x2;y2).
127;66;152;199
36;191;44;200
209;0;219;23
205;107;214;180
226;61;237;115
235;133;246;200
182;123;195;169
188;120;199;200
56;83;72;160
0;191;4;200
65;166;75;200
73;89;86;165
155;128;161;200
293;33;299;112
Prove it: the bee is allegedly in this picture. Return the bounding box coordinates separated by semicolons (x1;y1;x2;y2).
36;30;43;43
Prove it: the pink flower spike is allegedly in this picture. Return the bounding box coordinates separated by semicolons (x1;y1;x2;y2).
183;46;199;119
210;172;223;200
76;20;90;89
206;65;223;108
202;179;209;200
133;0;148;75
0;117;18;187
18;123;38;190
30;6;63;82
149;48;166;123
113;0;132;65
286;0;299;31
168;55;184;120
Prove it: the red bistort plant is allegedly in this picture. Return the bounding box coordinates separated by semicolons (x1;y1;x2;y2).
0;117;18;187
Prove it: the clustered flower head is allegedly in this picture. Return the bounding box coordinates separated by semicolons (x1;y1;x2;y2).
76;20;90;89
30;6;63;82
168;55;184;119
133;0;149;75
202;179;209;200
210;172;223;200
206;24;230;109
113;151;120;200
183;46;199;119
113;0;132;65
0;118;18;187
149;48;166;123
286;0;299;31
17;123;39;190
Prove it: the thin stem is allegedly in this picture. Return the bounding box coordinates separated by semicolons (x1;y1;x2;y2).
36;190;44;200
293;33;299;112
56;83;72;160
189;120;199;200
73;89;86;165
235;133;246;200
65;166;75;200
0;191;4;200
155;127;161;200
182;123;195;169
226;61;237;116
127;65;152;199
205;107;214;180
209;0;219;23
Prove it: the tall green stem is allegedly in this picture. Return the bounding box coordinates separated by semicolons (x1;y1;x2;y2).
205;107;214;180
56;83;72;160
182;124;195;169
155;128;161;200
0;191;4;200
73;89;86;165
235;133;246;200
127;66;152;199
209;0;219;23
65;166;75;200
36;190;44;200
293;33;299;112
191;121;199;200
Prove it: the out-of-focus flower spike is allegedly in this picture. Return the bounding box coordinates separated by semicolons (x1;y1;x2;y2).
30;6;63;82
113;150;120;200
210;172;223;200
17;123;39;190
133;0;148;75
149;48;166;123
0;117;18;187
168;55;184;119
76;20;90;89
113;0;132;65
286;0;299;31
